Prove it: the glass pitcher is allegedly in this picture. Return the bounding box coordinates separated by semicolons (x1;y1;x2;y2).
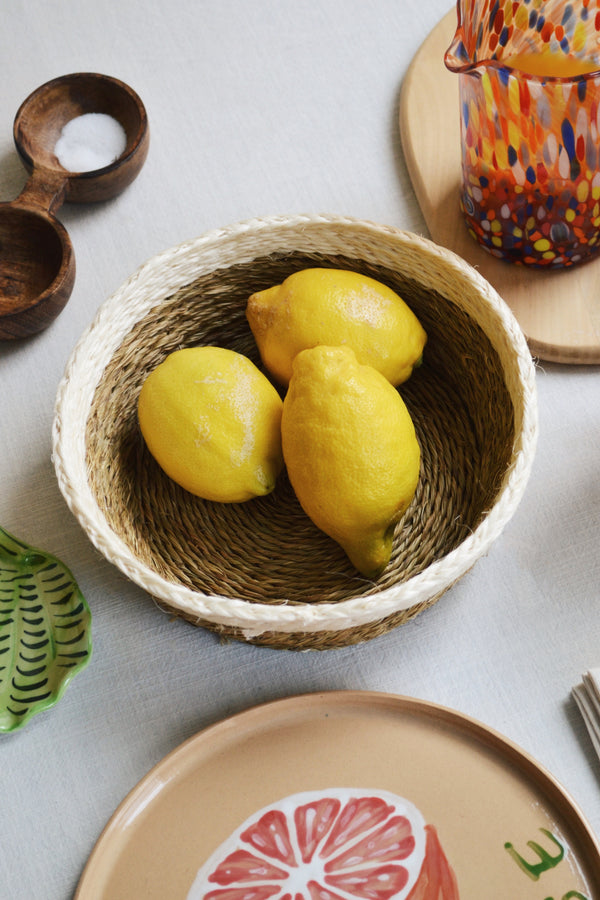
445;0;600;267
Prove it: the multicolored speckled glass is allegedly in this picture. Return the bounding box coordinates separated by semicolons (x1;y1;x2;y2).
445;0;600;267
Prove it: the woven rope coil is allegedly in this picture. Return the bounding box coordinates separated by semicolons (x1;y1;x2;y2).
52;215;538;650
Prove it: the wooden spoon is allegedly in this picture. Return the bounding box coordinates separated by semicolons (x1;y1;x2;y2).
0;72;149;340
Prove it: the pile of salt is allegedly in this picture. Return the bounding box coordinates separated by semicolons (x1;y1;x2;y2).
54;112;127;173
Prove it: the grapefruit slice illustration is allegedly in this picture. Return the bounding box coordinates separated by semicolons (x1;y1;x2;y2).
186;788;459;900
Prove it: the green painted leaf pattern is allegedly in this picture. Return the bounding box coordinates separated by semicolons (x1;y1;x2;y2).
0;526;92;733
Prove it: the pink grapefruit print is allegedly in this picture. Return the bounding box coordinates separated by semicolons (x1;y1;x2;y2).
186;788;459;900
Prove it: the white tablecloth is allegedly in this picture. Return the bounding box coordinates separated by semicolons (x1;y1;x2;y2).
1;2;599;897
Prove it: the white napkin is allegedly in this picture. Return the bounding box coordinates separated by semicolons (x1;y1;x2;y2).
573;669;600;758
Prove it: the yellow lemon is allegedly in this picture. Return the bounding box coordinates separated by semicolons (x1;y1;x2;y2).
246;267;427;387
138;347;284;503
281;345;420;578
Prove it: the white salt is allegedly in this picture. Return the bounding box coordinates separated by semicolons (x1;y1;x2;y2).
54;112;127;172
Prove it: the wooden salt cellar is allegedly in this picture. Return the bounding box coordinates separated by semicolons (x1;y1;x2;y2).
0;72;149;340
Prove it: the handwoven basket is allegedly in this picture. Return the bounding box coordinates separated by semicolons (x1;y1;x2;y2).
52;215;538;650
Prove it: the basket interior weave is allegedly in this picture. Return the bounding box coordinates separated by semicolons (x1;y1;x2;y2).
85;252;514;643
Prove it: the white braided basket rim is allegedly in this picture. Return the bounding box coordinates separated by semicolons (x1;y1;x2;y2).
52;214;538;638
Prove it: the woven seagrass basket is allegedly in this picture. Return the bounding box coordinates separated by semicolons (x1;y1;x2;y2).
52;215;538;650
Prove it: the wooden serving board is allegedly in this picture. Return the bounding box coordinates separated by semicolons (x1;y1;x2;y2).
400;9;600;364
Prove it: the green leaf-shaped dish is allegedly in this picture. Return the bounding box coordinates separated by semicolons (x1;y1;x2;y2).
0;526;92;733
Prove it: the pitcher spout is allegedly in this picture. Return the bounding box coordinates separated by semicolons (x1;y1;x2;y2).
444;0;482;74
444;0;557;75
444;0;472;73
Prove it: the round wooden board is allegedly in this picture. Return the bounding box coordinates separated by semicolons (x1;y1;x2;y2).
400;9;600;364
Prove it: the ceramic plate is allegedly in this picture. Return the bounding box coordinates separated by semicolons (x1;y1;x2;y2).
0;526;92;732
75;691;600;899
